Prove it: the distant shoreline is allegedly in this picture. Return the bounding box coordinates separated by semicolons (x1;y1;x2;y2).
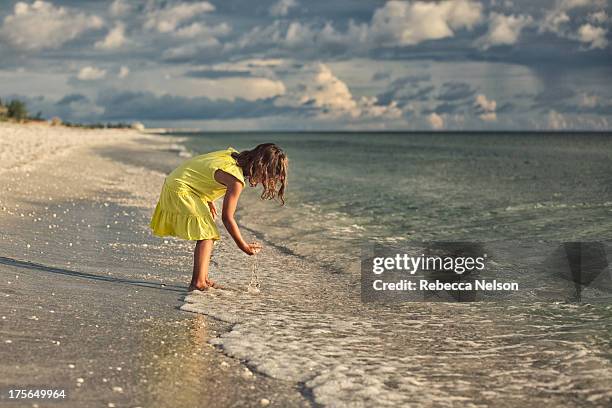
160;129;612;135
3;120;609;135
4;120;610;136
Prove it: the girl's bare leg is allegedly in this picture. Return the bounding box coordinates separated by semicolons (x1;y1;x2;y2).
189;239;213;290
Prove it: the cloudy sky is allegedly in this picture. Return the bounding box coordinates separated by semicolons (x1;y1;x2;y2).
0;0;610;130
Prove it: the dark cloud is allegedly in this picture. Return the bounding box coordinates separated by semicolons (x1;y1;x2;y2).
378;85;434;107
184;69;252;78
577;105;612;115
95;89;295;121
437;82;476;101
497;102;515;114
551;102;612;116
390;74;431;86
534;87;576;104
374;73;431;86
3;88;301;124
412;86;435;101
428;102;464;115
371;71;391;81
56;93;88;105
2;93;81;121
531;87;580;112
376;75;434;106
374;90;394;106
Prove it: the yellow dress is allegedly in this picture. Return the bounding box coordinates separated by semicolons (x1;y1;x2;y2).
150;147;245;241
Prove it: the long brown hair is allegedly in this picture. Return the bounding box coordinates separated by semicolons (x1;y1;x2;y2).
232;143;288;205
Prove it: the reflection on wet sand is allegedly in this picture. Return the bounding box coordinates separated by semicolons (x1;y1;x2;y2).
139;315;215;407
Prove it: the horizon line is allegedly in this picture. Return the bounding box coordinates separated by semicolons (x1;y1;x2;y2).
154;129;612;134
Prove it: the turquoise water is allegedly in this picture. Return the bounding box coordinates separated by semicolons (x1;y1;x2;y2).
176;132;612;407
177;131;612;273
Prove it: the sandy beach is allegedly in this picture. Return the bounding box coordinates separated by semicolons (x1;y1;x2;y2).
0;123;309;407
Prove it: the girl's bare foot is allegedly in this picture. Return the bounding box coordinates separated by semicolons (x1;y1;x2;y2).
206;279;224;289
188;282;209;291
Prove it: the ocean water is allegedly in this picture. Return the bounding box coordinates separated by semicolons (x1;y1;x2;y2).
176;132;612;406
179;132;612;272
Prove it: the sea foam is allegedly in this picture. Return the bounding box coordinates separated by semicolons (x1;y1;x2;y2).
181;242;612;407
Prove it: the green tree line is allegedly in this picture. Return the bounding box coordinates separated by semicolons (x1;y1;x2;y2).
0;97;134;128
0;98;31;121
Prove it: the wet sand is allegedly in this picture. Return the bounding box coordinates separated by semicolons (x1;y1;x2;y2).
0;123;309;407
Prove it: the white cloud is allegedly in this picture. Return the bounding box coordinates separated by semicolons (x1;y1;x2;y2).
479;112;498;122
540;0;609;49
162;39;222;60
475;94;498;121
174;22;231;39
474;94;497;122
237;0;483;52
283;21;316;46
132;62;286;101
541;0;586;33
475;94;497;112
475;13;532;49
541;11;570;34
369;0;483;46
579;93;599;108
561;0;605;8
118;66;130;79
0;1;103;51
543;110;608;130
589;10;608;23
547;110;568;129
232;58;286;68
251;19;365;50
276;63;401;119
224;78;286;101
95;23;126;50
77;66;107;80
357;96;402;119
577;23;608;49
282;63;358;114
428;113;445;130
109;0;130;17
270;0;298;17
163;21;233;59
545;112;610;131
144;2;215;33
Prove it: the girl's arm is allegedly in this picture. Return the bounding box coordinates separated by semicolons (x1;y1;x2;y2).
215;170;261;255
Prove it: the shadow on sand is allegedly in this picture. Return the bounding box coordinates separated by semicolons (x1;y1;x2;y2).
0;256;186;293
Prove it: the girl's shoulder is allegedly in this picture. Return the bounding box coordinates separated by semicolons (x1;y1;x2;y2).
208;147;244;186
200;146;238;158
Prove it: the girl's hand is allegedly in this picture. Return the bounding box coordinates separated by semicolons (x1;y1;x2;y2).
207;201;217;219
241;242;262;255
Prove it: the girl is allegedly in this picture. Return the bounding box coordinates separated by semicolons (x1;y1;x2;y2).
150;143;288;291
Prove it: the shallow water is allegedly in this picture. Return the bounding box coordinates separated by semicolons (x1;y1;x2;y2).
176;132;612;407
180;132;612;271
